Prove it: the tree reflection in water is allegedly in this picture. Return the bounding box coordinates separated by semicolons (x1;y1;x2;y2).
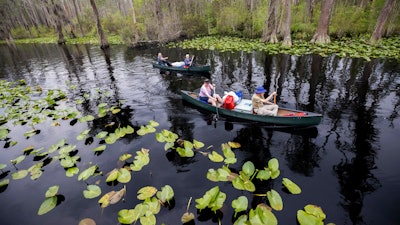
334;60;381;224
0;44;399;225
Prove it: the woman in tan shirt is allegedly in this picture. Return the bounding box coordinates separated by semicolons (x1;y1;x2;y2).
251;86;278;116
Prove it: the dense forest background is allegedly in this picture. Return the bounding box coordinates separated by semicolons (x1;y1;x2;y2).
0;0;399;48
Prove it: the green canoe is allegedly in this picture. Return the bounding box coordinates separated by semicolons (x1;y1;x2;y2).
153;62;211;73
181;90;322;127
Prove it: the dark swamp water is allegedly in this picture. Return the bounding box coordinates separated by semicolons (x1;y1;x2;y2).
0;43;399;225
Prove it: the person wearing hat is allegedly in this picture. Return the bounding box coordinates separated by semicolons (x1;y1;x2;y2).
198;79;223;106
251;86;278;116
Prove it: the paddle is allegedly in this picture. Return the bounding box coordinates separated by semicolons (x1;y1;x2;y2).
189;55;195;67
274;74;279;105
211;83;219;121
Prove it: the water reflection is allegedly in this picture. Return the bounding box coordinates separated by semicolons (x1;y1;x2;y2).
0;44;399;225
334;60;381;224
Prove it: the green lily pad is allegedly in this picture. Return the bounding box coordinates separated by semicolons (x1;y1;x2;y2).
156;185;174;204
117;168;131;183
83;185;101;199
282;178;302;194
10;155;26;165
93;145;106;152
106;169;119;182
176;146;194;157
95;131;108;139
38;196;57;215
304;204;326;220
45;185;59;197
208;151;224;162
0;163;7;170
297;209;324;225
66;167;79;177
0;127;9;139
0;178;9;187
242;161;255;177
232;196;248;216
193;139;204;149
139;213;156;225
256;169;271;181
137;186;157;200
118;209;138;224
11;170;28;180
78;165;98;181
268;158;279;171
266;189;283;211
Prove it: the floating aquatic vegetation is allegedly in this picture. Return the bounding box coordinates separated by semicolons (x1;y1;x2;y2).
0;79;337;225
297;204;328;225
195;186;226;212
117;185;174;225
168;36;400;61
181;197;194;224
282;178;302;194
83;185;102;199
231;195;249;217
98;186;126;208
37;185;60;215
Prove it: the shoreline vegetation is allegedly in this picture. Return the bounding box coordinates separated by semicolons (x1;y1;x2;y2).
1;35;399;62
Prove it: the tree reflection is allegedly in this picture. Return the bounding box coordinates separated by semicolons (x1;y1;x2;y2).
58;45;138;144
284;130;321;176
231;125;273;169
333;60;381;224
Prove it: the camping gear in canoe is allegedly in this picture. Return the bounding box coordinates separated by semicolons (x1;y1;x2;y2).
181;90;322;127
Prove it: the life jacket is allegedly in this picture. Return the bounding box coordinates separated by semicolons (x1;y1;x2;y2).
223;95;235;110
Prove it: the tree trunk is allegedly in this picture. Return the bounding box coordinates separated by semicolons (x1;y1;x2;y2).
51;0;66;44
154;0;163;40
310;0;334;44
131;0;139;43
370;0;395;43
262;0;278;43
245;0;254;38
89;0;109;49
305;0;315;23
282;0;292;47
72;0;85;37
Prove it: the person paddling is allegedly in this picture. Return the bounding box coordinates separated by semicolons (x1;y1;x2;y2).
157;52;172;66
251;86;278;116
198;79;223;106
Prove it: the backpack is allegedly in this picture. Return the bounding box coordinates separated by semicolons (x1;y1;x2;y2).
223;95;235;110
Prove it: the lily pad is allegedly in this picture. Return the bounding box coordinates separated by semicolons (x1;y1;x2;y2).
232;196;248;216
181;212;195;224
156;185;174;204
208;151;224;162
78;218;96;225
83;185;101;199
193;139;204;149
78;165;98;181
45;185;59;197
0;163;7;170
137;186;158;200
282;178;302;194
117;168;131;183
11;170;28;180
0;178;10;187
118;209;138;224
38;196;57;215
266;189;283;211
